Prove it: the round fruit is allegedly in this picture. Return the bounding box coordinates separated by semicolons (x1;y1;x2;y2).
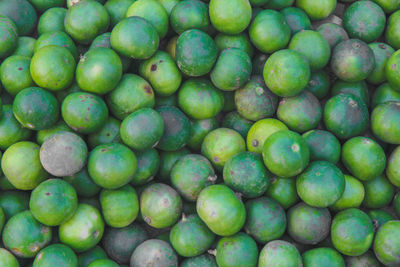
209;0;252;34
0;55;35;96
296;0;337;20
130;239;178;267
330;175;365;211
189;118;219;150
0;0;37;35
372;101;400;144
37;7;67;35
374;220;400;265
302;247;345;267
281;7;312;34
317;23;349;48
215;33;254;57
302;130;341;163
87;117;121;149
33;244;78;267
265;177;299;209
363;175;395;209
258;240;302;267
170;0;209;34
34;31;78;61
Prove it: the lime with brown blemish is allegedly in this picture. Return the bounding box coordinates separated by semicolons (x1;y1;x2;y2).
0;55;35;96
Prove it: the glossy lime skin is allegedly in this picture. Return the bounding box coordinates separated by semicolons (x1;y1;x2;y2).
0;16;17;59
368;43;395;85
37;7;67;35
331;80;370;106
30;45;76;91
88;143;137;189
209;0;251;34
78;246;108;267
386;10;400;49
110;17;159;59
266;177;299;209
107;74;155;120
30;179;78;226
262;130;309;178
170;0;209;34
331;39;375;82
100;185;139;227
302;130;341;164
130;239;178;267
264;49;310;97
2;210;52;258
0;0;37;35
64;1;109;44
247;118;288;154
387;146;400;186
302;247;345;267
197;184;246;236
331;208;374;256
13;87;59;130
201;128;246;171
171;154;215;201
324;94;369;139
277;91;322;133
176;29;218;76
345;250;382;267
330;175;365;211
34;31;78;61
170;214;215;257
287;202;331;245
59;204;104;253
39;132;87;177
181;254;217;267
139;51;182;96
158;148;190;181
0;248;19;267
374;221;400;265
2;141;47;190
64;167;100;198
223;152;271;198
386;50;400;90
104;0;135;27
216;233;258;267
344;1;386;43
155;105;191;152
259;240;302;267
126;0;169;38
373;102;400;144
297;161;345;208
0;191;29;220
372;83;400;108
33;244;78;267
12;36;36;58
249;10;291;54
87;117;121;149
296;0;336;20
0;55;35;96
245;197;286;243
363;175;394;208
211;48;252;91
62;92;108;134
317;23;349;48
140;183;182;229
342;137;386;181
76;47;122;95
235;76;278;121
281;7;311;34
215;33;254;58
178;78;224;119
189;118;219;150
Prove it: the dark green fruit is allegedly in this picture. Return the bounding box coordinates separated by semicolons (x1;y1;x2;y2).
372;83;400;108
264;49;310;97
104;0;135;27
0;191;29;220
59;204;104;252
188;118;219;151
2;210;51;258
64;0;110;44
88;143;137;189
245;197;286;243
374;220;400;265
33;244;78;267
170;214;215;257
342;136;386;181
12;36;36;58
76;47;122;95
2;141;47;190
130;148;160;186
234;76;278;121
37;7;67;35
262;130;310;178
34;31;78;61
281;7;311;35
215;232;258;267
0;16;17;59
304;70;331;100
130;239;178;267
317;23;349;48
209;0;252;34
181;254;217;267
302;130;341;164
368;42;395;85
0;55;35;96
363;175;395;208
297;161;345;207
223;152;270;198
155;106;191;152
30;179;78;226
330;175;365;211
258;240;303;267
12;87;59;130
0;0;37;35
343;1;386;43
265;177;299;209
215;33;254;58
331;39;375;82
176;29;218;76
63;168;101;198
171;154;216;201
39;132;88;177
302;247;345;267
78;246;107;267
140;183;182;229
331;208;374;256
323;94;369;139
87;117;121;149
331;80;370;106
102;223;148;264
287;202;331;245
170;0;210;34
157;148;190;181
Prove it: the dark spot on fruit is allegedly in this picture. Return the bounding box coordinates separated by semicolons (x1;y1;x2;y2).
101;149;107;152
159;60;163;63
379;44;386;49
45;192;50;196
144;216;152;224
392;64;397;70
252;140;259;147
84;117;89;122
18;67;22;70
93;230;100;239
230;170;234;175
214;156;220;162
163;198;170;206
150;64;157;71
252;163;256;167
144;85;152;94
106;133;110;137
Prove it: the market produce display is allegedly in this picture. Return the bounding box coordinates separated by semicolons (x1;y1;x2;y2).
0;0;400;266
